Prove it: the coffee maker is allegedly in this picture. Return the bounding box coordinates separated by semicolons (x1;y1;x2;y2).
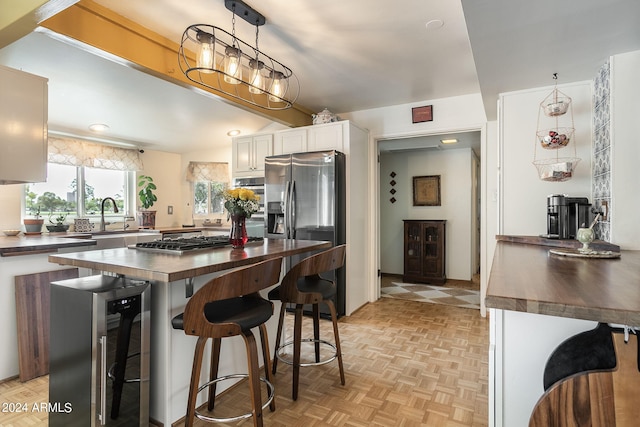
545;194;592;239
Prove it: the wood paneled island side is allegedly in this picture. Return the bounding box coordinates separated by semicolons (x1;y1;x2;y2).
48;238;331;426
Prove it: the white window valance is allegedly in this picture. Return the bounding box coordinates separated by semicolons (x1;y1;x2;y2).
186;162;229;182
48;136;144;171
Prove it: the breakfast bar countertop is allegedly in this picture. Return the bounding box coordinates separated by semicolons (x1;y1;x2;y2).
0;234;96;257
486;237;640;325
48;238;332;282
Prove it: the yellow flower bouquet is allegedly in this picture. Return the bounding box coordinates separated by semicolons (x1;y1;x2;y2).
221;187;260;218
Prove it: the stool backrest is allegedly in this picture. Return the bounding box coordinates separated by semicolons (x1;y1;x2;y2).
182;257;283;336
280;245;346;303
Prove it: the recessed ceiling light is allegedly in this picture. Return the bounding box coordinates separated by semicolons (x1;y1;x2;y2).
441;138;458;144
89;123;109;132
425;19;444;30
227;129;241;136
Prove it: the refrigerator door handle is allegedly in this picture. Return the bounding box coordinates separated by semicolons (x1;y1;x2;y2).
290;180;297;239
283;180;291;238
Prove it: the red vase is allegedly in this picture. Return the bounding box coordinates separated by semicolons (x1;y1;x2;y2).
229;214;248;249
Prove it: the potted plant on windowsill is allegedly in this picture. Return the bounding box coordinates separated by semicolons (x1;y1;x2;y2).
46;212;70;232
23;205;44;234
137;174;158;229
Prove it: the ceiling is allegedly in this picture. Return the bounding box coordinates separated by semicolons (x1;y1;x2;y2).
0;0;638;155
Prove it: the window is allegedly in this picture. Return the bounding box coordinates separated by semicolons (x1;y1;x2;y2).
186;161;230;217
194;181;227;216
26;136;143;222
25;163;134;220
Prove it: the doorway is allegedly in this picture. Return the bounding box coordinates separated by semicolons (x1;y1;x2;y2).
375;131;481;299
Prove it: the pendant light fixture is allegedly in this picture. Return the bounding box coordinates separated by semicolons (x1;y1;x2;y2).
178;0;299;110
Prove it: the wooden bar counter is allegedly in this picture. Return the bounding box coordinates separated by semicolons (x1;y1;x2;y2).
486;237;639;325
48;238;331;426
486;237;640;427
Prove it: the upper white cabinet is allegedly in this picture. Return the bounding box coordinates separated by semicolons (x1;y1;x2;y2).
307;122;344;152
232;133;273;176
273;128;307;155
272;121;345;155
0;65;48;184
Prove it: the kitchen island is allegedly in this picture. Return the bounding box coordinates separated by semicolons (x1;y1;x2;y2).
48;238;331;426
486;237;638;427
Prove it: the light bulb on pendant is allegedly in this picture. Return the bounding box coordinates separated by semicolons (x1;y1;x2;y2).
248;59;265;94
268;70;285;102
224;46;242;84
195;30;215;72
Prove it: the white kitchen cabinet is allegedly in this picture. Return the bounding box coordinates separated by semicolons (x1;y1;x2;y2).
307;122;344;151
232;133;273;176
272;122;345;155
273;128;307;155
0;65;48;184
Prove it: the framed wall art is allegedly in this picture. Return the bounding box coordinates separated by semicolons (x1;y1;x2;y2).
413;175;441;206
412;105;433;123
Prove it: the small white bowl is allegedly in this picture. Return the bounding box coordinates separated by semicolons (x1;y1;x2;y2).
3;229;21;236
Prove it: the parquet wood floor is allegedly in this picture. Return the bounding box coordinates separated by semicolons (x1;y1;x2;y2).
0;296;489;427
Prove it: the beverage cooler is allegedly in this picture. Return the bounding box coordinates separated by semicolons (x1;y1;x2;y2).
49;275;150;427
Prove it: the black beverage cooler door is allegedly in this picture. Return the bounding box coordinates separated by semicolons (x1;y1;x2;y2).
50;275;150;427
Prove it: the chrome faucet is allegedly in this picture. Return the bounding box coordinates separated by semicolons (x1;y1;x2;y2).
100;197;119;231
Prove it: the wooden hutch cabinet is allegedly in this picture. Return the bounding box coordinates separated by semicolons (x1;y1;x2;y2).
403;220;446;284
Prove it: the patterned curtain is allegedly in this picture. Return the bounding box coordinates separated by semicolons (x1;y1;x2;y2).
48;136;144;171
186;161;229;182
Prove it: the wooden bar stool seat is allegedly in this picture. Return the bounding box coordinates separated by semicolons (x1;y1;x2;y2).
172;257;283;427
268;245;346;400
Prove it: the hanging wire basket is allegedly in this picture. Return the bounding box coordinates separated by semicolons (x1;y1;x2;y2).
540;87;572;117
533;157;581;182
533;75;580;181
537;127;575;149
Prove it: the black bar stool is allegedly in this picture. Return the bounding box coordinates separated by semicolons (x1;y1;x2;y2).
172;257;282;427
268;245;346;400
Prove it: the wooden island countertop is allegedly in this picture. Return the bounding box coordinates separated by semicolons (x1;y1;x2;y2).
48;238;331;282
486;238;640;325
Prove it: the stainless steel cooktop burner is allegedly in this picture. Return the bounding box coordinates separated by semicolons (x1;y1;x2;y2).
129;235;263;254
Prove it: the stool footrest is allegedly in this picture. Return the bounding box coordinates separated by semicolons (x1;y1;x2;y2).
108;353;142;384
195;373;274;423
275;339;338;367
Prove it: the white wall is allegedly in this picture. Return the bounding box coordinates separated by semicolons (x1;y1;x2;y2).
342;93;487;302
610;50;640;249
380;148;474;280
343;93;487;139
482;120;498;316
0;184;22;230
137;150;182;228
500;81;593;236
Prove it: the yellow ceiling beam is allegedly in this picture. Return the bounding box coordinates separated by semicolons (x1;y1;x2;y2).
0;0;79;48
39;0;313;127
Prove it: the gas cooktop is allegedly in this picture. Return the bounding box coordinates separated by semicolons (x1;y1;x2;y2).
129;235;263;254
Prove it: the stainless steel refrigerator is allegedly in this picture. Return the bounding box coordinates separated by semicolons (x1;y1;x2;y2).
265;150;346;316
